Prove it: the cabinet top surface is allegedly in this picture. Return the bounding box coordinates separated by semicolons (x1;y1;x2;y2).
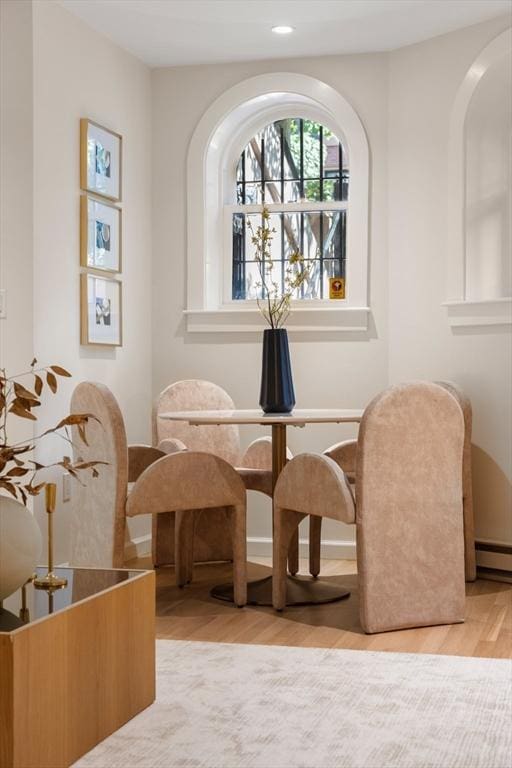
0;567;147;634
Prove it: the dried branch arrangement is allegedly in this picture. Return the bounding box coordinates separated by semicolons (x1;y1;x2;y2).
247;206;310;329
0;359;105;505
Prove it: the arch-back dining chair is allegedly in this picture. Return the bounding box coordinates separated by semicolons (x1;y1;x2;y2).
273;382;466;633
309;380;476;583
153;379;296;572
69;381;248;605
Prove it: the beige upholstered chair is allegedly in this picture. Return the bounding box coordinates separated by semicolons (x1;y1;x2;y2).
310;380;476;582
70;382;248;605
273;382;466;633
152;379;296;571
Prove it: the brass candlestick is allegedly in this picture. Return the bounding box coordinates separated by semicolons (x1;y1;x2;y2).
33;483;68;591
19;574;35;622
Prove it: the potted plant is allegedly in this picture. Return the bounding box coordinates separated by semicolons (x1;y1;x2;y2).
248;207;309;413
0;360;104;601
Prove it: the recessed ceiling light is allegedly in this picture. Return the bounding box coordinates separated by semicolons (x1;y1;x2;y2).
272;25;294;35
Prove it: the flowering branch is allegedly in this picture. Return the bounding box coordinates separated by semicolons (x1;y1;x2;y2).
247;207;310;329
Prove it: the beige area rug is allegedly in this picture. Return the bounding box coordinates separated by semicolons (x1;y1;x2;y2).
74;640;511;768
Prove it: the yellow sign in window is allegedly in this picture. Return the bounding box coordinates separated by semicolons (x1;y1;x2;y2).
329;277;345;300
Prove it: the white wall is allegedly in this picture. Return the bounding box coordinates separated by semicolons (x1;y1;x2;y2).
30;1;153;560
0;0;36;506
388;17;512;552
0;0;33;376
151;53;390;553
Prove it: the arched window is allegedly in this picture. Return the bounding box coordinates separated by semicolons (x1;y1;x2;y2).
231;118;349;301
186;73;369;333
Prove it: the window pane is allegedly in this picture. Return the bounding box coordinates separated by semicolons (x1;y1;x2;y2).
241;212;282;264
283;212;301;259
323;130;339;176
303;120;321;181
280;118;301;180
304;179;321;201
322;211;341;259
266;212;283;266
236;156;243;182
303;211;322;260
245;132;262;181
299;260;321;299
243;261;263;300
322;177;339;201
243;183;263;204
263;123;281;182
241;260;286;302
342;169;349;202
283;180;302;202
264;180;282;204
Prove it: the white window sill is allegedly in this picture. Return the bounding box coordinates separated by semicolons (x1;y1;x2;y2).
184;305;370;333
443;298;512;327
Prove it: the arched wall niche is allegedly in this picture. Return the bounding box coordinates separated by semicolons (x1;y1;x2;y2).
185;73;370;333
445;28;512;327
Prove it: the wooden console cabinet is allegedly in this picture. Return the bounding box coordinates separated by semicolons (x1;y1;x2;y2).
0;568;155;768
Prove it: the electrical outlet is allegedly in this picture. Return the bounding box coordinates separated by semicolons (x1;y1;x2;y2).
0;289;6;319
62;472;72;502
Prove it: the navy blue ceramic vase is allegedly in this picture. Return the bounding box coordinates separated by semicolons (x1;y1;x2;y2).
259;328;295;414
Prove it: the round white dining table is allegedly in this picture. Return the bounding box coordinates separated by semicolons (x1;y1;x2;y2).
159;408;364;607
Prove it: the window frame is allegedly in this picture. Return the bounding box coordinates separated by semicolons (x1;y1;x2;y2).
185;73;370;333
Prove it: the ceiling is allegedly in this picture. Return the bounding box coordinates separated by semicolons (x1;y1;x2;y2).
59;0;511;68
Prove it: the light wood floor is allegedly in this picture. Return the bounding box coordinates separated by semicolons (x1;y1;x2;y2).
130;556;512;659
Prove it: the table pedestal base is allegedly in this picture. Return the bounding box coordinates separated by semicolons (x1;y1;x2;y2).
211;575;350;607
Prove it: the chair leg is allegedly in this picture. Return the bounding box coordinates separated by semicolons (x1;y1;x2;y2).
309;515;322;578
175;510;196;587
273;507;304;611
463;496;477;582
229;504;247;608
288;529;299;576
152;511;174;567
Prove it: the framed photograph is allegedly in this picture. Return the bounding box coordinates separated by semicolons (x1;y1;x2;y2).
80;195;122;273
80;119;122;202
81;273;122;347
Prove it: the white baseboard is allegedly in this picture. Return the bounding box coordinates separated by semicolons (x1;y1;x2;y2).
247;537;356;560
122;535;512;572
123;534;356;562
476;549;512;572
124;534;152;561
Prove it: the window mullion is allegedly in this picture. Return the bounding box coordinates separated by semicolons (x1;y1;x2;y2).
299;119;304;199
280;122;284;204
242;149;246;204
338;140;342;202
281;212;285;295
229;202;347;214
261;134;265;204
300;210;305;299
319;124;323;203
